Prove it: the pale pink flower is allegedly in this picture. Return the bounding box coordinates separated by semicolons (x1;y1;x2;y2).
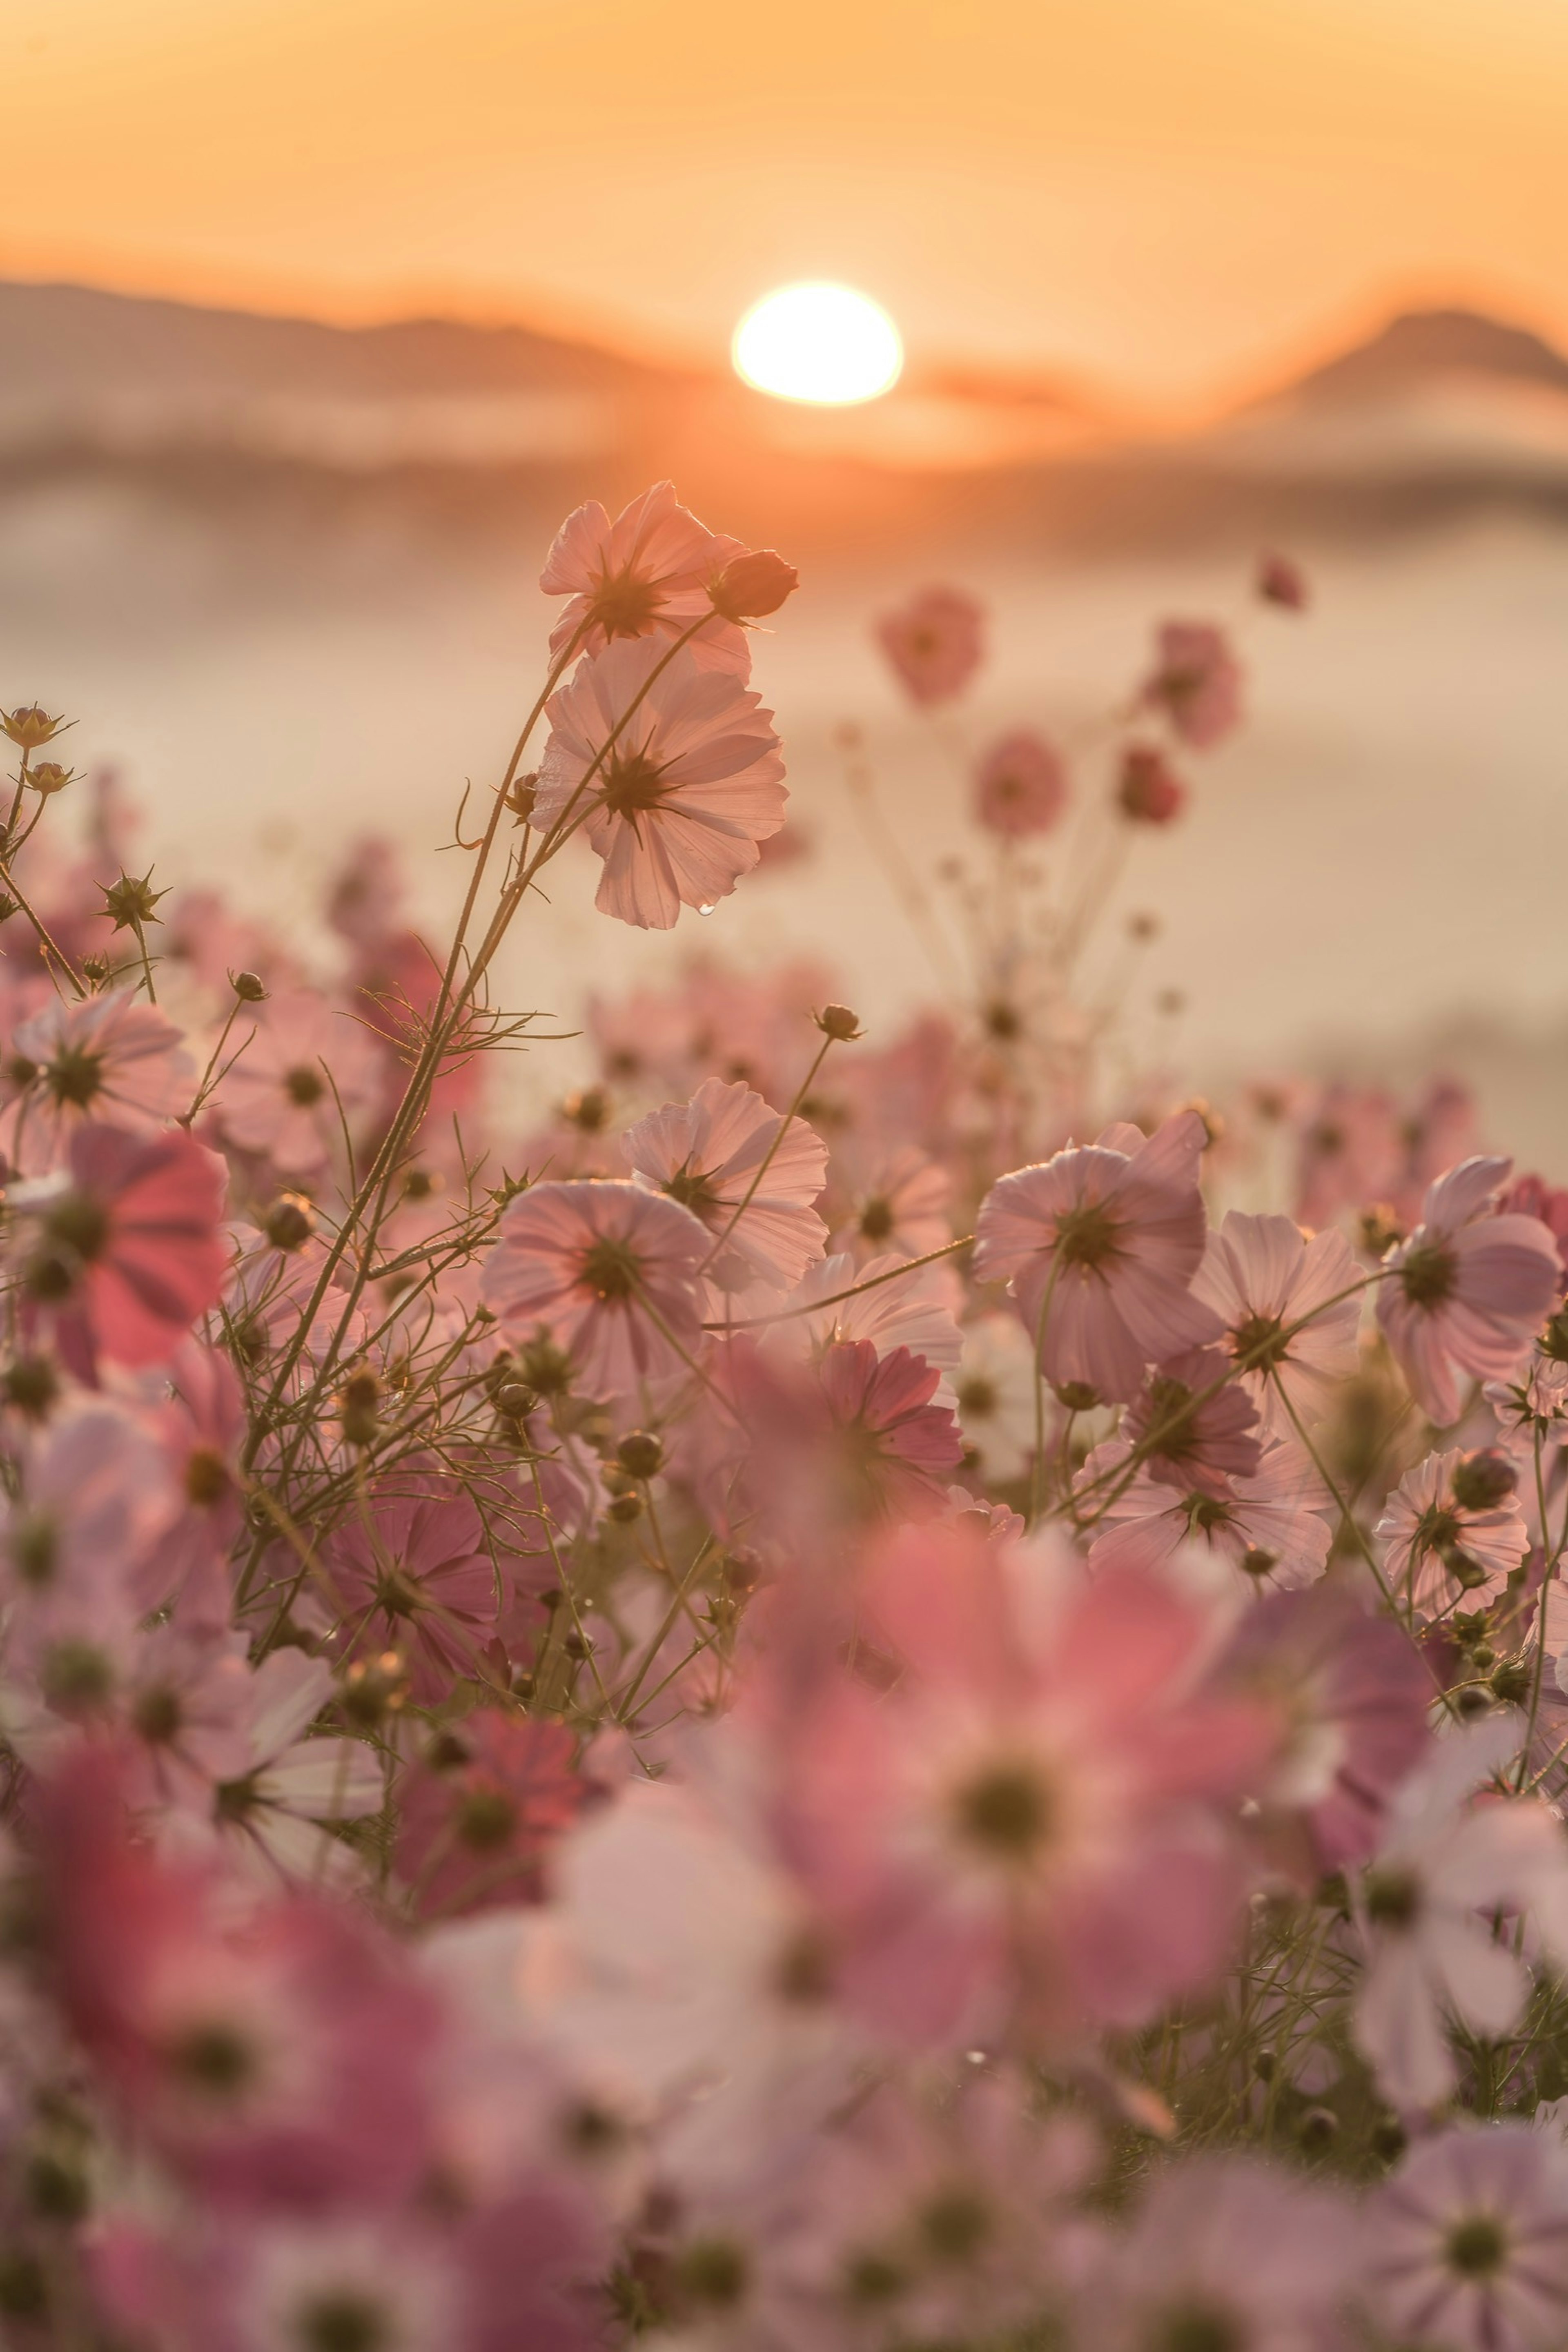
835;1143;951;1264
1354;1714;1568;2111
540;479;750;674
15;1123;229;1373
2;983;194;1171
973;730;1067;839
623;1076;827;1298
481;1178;709;1395
1504;1173;1568;1296
1194;1209;1364;1437
320;1483;500;1704
953;1312;1039;1481
1143;619;1243;747
216;987;383;1176
1117;742;1186;824
1092;2156;1356;2352
1088;1436;1330;1590
974;1111;1221;1405
776;1251;964;1409
1221;1582;1432;1871
729;1335;964;1532
1376;1447;1529;1617
147;1336;247;1628
1487;1350;1568;1465
876;586;985;706
785;1525;1272;2045
1368;2126;1568;2352
534;639;786;930
209;1649;383;1886
1378;1156;1559;1425
1294;1082;1402;1229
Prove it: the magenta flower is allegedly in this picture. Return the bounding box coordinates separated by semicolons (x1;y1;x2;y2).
1117;743;1187;824
974;1111;1221;1404
1368;2126;1568;2352
481;1178;709;1394
3;983;194;1172
321;1483;501;1703
540;479;751;674
1142;619;1243;748
1377;1156;1560;1425
16;1122;229;1372
395;1711;586;1918
534;639;787;930
1194;1209;1363;1437
875;586;986;706
623;1075;828;1298
972;730;1067;839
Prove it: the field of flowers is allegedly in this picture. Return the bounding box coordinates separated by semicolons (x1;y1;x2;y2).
2;479;1568;2352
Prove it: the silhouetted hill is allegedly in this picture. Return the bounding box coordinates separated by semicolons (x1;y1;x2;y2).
1280;307;1568;406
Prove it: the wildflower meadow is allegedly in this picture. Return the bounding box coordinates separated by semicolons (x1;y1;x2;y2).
4;479;1568;2352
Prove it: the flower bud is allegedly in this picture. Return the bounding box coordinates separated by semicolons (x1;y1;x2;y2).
340;1649;410;1731
263;1194;315;1252
616;1428;664;1481
606;1490;642;1524
496;1381;538;1421
100;868;168;933
1053;1381;1100;1413
816;1004;863;1042
2;707;65;750
1450;1448;1517;1512
27;762;74;797
709;549;800;624
1117;744;1186;826
232;970;267;1002
2;1356;59;1421
339;1368;381;1449
1257;552;1309;612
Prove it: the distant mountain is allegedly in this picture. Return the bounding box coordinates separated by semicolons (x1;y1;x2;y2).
1272;307;1568;407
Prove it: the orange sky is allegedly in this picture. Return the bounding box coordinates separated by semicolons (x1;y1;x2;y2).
3;0;1567;402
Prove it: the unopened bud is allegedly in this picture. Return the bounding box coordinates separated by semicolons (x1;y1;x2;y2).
497;1381;538;1420
816;1004;862;1042
340;1649;409;1730
100;868;168;933
506;773;539;826
79;954;111;989
2;706;65;750
232;970;267;1003
27;762;74;797
1053;1381;1100;1413
606;1490;642;1525
1117;744;1186;826
339;1368;381;1448
2;1356;59;1420
1439;1541;1490;1592
263;1195;315;1252
1491;1660;1532;1704
616;1429;664;1481
709;549;800;624
561;1085;611;1133
1450;1448;1517;1512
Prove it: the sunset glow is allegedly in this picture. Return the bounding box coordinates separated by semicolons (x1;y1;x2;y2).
732;283;904;405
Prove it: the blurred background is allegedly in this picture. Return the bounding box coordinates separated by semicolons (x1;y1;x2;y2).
2;0;1566;1149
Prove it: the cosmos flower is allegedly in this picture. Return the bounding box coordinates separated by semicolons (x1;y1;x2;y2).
623;1076;828;1299
1378;1156;1559;1426
972;731;1067;839
1142;619;1244;747
1376;1448;1529;1617
534;639;787;930
833;1144;951;1265
953;1312;1039;1482
540;479;753;674
974;1111;1220;1404
481;1178;710;1395
320;1483;500;1704
3;984;195;1172
396;1712;587;1919
207;1649;384;1887
216;989;383;1177
1121;1343;1263;1498
1087;1435;1331;1591
1367;2126;1568;2352
1194;1209;1364;1437
1117;743;1187;824
875;586;986;706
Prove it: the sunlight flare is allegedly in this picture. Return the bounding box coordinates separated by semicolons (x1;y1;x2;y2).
732;281;904;405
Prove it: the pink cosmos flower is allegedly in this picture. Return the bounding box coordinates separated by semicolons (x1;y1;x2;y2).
396;1712;586;1918
1257;552;1310;610
533;639;786;930
623;1076;828;1299
779;1252;964;1410
1354;1714;1568;2111
1194;1209;1364;1437
539;480;751;675
953;1312;1040;1481
1367;2126;1568;2352
1378;1157;1560;1425
782;1525;1272;2045
973;1111;1221;1404
205;1648;383;1887
216;987;383;1176
118;1624;256;1816
1503;1172;1568;1295
320;1483;500;1703
1116;742;1186;824
1087;1435;1330;1590
1375;1447;1529;1616
1122;1344;1263;1497
973;731;1067;839
834;1143;951;1265
730;1335;964;1532
145;1336;247;1628
1221;1582;1432;1871
16;1122;229;1373
1294;1081;1402;1229
876;587;986;706
1142;620;1243;748
481;1178;710;1395
2;983;195;1172
1091;2156;1356;2352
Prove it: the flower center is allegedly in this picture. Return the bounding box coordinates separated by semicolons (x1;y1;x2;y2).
133;1684;183;1744
1185;1492;1233;1534
44;1045;105;1109
285;1065;326;1108
602;751;670;818
456;1787;517;1852
1446;2215;1508;2279
859;1195;895;1242
1399;1239;1458;1309
1054;1200;1120;1272
1142;1376;1200;1463
578;1236;641;1303
1231;1312;1288;1372
958;1376;998;1418
665;1165;721;1217
296;2291;391;2352
1363;1864;1423;1929
1152;2303;1245;2352
953;1760;1054;1861
589;570;661;638
42;1191;109;1263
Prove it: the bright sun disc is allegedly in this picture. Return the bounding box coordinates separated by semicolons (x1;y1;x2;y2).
733;283;904;406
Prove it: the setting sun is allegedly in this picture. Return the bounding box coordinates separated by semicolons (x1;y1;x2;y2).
732;282;904;405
